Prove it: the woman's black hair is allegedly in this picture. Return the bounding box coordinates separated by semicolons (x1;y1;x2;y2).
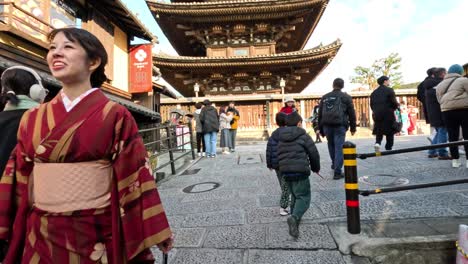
48;27;108;87
0;69;37;106
219;106;226;115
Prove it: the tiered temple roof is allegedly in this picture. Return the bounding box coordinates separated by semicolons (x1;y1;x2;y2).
154;40;341;96
147;0;340;97
147;0;329;56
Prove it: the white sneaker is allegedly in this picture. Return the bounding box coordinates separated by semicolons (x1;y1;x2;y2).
280;208;289;216
452;159;461;168
374;143;381;153
222;151;231;155
202;152;206;157
198;152;202;157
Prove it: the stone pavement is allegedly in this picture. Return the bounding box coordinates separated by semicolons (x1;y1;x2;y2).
151;135;468;264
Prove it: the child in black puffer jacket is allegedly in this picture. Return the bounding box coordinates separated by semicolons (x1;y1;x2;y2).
278;111;320;238
266;112;290;216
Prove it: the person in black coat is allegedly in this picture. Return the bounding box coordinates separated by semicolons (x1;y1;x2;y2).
200;99;220;158
266;112;290;216
0;67;47;178
417;67;436;124
370;76;399;151
277;111;320;238
424;67;450;159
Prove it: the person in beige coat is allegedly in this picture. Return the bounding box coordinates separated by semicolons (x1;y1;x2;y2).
436;64;468;168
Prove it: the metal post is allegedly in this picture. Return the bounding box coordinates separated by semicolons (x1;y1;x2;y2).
344;141;360;234
165;125;176;175
188;119;196;160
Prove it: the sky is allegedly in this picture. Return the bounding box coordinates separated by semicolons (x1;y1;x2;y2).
122;0;468;95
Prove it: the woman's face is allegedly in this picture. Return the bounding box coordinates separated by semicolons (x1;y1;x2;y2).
287;101;294;107
46;32;95;85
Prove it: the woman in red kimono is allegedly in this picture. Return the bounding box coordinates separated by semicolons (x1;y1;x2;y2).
0;28;173;263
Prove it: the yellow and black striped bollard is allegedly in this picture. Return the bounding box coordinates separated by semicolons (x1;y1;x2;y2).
343;141;360;234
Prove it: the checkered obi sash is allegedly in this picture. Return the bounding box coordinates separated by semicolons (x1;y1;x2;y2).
32;160;112;213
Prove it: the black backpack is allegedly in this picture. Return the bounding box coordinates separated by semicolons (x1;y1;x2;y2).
321;95;345;126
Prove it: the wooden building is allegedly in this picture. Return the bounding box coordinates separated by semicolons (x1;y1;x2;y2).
147;0;341;97
159;89;422;130
0;0;168;126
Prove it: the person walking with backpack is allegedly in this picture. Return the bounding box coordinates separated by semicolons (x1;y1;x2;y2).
436;64;468;168
370;76;399;152
318;78;356;180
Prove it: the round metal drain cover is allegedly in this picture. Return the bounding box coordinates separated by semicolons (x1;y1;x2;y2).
183;182;221;193
359;174;409;187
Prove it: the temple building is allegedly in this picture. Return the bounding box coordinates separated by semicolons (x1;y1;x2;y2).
147;0;341;128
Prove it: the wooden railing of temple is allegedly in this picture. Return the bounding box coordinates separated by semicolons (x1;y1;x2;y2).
159;89;422;130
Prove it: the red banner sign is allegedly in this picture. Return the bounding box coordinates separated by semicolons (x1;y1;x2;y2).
129;44;153;93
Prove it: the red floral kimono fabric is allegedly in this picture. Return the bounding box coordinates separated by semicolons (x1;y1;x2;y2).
0;90;172;263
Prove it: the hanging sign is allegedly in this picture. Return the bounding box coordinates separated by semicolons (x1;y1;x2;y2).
129;44;153;93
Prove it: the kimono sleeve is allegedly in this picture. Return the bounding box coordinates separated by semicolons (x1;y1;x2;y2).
111;109;172;260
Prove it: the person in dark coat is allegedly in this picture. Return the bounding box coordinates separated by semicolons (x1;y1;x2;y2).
266;112;290;216
200;99;219;158
417;67;436;124
318;78;357;179
277;111;320;238
310;105;322;143
370;76;399;151
424;67;450;159
0;66;47;177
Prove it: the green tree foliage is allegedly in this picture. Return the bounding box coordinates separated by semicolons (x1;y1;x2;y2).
351;53;403;89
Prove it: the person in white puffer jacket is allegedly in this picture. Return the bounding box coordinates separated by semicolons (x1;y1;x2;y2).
436;64;468;168
219;106;233;154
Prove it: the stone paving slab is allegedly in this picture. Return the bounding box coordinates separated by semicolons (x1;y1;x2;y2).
361;208;460;221
162;248;244;264
246;205;323;224
203;225;266;249
423;217;468;235
265;222;336;249
164;197;256;216
386;192;468;209
168;210;245;228
172;228;206;247
448;205;468;215
319;198;391;218
248;249;346;264
371;220;438;238
180;189;238;203
257;192;329;208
